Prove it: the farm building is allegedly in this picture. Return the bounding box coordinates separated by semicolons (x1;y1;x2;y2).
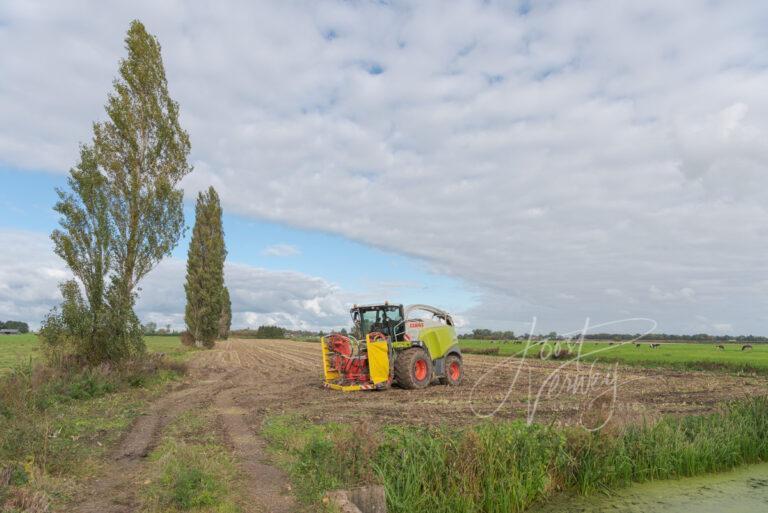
0;329;19;335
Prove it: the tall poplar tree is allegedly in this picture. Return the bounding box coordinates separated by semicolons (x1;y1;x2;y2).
43;20;191;363
185;187;227;347
219;287;232;340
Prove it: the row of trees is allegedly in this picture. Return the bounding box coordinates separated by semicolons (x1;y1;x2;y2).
0;321;29;333
230;325;286;339
458;328;516;340
460;329;768;343
40;21;192;365
582;333;768;343
183;187;231;347
141;322;175;335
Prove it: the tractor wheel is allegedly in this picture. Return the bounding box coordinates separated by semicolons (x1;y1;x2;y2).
439;354;463;386
394;348;433;389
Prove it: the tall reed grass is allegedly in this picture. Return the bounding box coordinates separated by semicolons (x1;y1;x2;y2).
263;396;768;513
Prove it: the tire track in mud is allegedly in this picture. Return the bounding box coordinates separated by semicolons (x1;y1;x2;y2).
250;343;317;370
214;381;296;513
72;377;235;513
73;340;310;513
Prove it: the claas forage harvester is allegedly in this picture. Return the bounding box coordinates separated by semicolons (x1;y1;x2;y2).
321;303;464;391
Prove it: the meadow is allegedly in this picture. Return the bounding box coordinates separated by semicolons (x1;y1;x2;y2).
0;334;188;374
459;339;768;373
0;333;39;374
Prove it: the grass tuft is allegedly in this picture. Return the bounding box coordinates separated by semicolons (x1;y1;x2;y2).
143;409;242;513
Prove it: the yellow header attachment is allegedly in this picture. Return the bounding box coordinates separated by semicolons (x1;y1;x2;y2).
321;334;391;392
366;338;390;386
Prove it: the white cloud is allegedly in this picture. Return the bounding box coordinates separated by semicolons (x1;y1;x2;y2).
648;286;696;302
2;1;768;333
713;323;733;334
0;230;350;331
138;258;350;330
261;244;300;257
0;230;63;324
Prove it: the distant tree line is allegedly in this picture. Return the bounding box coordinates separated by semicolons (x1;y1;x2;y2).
231;325;286;339
140;322;180;336
458;329;768;343
581;333;768;343
458;329;516;340
0;321;29;333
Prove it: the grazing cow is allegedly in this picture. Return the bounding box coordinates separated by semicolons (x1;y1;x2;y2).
635;343;641;348
742;344;753;351
608;342;614;346
716;344;725;350
650;343;661;349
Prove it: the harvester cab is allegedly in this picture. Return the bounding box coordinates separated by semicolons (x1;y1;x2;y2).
321;303;463;391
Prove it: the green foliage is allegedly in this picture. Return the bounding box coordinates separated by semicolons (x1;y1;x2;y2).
142;321;158;335
254;325;286;339
458;328;516;340
184;187;227;347
44;19;191;365
264;397;768;513
97;20;191;289
218;287;232;340
0;321;29;333
40;280;144;365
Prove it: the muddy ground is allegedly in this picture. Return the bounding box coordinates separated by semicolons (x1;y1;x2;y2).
72;338;768;512
198;338;768;428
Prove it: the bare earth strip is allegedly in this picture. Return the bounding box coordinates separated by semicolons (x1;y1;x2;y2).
71;338;768;512
204;339;768;428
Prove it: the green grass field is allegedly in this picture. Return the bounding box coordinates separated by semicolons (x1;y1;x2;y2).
0;334;189;374
0;333;40;374
459;339;768;373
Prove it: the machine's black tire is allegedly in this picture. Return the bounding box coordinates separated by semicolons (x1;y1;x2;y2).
394;348;433;389
439;354;463;386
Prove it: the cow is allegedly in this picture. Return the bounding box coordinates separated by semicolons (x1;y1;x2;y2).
742;344;753;351
650;343;661;349
716;344;725;350
635;343;641;348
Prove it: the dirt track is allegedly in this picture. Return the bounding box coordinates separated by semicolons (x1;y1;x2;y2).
72;338;768;512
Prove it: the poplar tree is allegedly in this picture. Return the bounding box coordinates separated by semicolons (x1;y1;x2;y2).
185;187;227;347
219;287;232;340
43;20;191;364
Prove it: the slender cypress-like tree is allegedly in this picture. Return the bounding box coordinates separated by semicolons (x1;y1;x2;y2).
219;286;232;340
184;187;226;347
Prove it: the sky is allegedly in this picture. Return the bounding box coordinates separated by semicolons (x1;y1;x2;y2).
2;0;768;335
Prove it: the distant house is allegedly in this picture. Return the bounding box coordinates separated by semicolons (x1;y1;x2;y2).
0;329;19;335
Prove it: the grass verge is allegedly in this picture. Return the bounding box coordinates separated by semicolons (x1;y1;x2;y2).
142;409;242;513
263;397;768;513
0;355;186;511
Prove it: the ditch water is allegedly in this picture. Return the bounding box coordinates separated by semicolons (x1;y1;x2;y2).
530;463;768;513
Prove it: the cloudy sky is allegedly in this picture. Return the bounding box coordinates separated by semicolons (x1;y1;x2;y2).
2;0;768;335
